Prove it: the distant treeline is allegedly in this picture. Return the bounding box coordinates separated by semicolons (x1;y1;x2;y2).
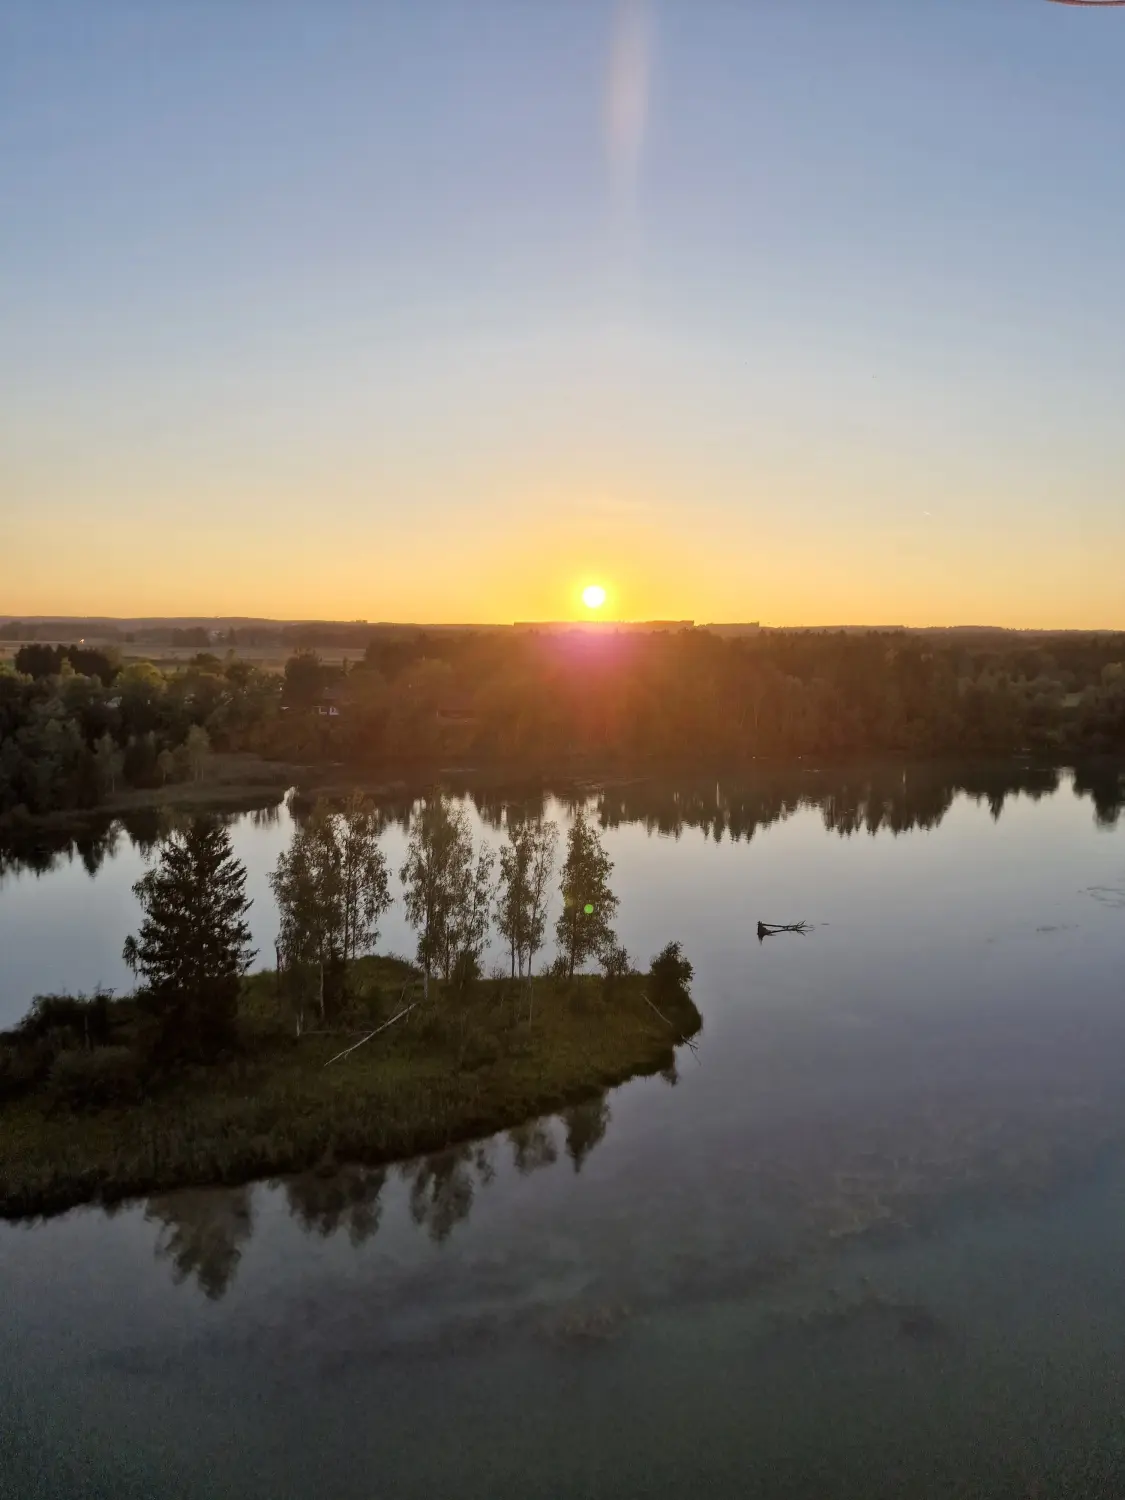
2;619;399;650
265;628;1125;767
3;628;1124;826
0;650;280;822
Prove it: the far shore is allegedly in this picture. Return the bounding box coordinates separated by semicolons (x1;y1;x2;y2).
5;745;1109;843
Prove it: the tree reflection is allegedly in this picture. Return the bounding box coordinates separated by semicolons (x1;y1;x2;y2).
1072;762;1125;829
74;821;121;876
560;1094;611;1172
592;762;1087;845
508;1118;558;1175
1;764;1120;883
145;1185;254;1300
284;1164;387;1247
403;1143;494;1242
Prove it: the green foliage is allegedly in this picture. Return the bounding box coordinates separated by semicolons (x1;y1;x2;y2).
649;941;694;1007
0;966;701;1219
93;731;124;794
123;819;255;1062
450;948;482;995
600;942;632;980
184;724;211;782
269;796;392;1021
0;650;280;822
0;1038;54;1102
6;630;1125;827
14;643;118;683
283;649;327;708
399;794;494;987
48;1046;144;1110
10;990;114;1047
0;991;131;1103
555;807;619;978
496;817;558;978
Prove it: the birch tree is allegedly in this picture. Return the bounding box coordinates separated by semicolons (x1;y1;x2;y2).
554;807;618;978
270;797;390;1024
496;818;557;977
400;794;494;997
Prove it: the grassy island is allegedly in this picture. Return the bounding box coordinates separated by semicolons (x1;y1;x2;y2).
0;957;701;1220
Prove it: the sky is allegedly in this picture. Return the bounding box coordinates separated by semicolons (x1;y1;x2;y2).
2;0;1124;628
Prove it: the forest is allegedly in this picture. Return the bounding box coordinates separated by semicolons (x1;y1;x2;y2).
2;628;1124;825
0;645;280;821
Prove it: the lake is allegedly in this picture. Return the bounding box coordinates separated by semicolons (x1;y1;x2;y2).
2;761;1124;1498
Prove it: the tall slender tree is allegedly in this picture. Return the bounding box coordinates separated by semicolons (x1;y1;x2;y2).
554;807;618;978
269;797;390;1023
336;794;393;962
123;818;255;1061
400;794;494;997
496;817;557;977
448;843;496;986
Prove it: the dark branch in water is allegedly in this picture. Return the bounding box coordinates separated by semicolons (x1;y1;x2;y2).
640;990;700;1062
757;920;810;941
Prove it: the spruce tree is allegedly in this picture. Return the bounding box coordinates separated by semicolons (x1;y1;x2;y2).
123;818;254;1061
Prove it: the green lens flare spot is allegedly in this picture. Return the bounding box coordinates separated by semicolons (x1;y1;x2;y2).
583;903;595;914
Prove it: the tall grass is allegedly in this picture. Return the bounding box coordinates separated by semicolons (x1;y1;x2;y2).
0;960;701;1219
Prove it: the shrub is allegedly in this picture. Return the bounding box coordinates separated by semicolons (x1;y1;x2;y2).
649;942;694;1006
599;943;631;980
450;950;482;995
13;991;113;1048
0;1039;55;1102
48;1046;145;1110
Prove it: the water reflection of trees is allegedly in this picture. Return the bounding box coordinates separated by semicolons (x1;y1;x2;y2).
594;762;1087;844
355;762;1119;846
561;1097;611;1172
404;1142;495;1243
0;803;268;880
284;1164;388;1247
508;1120;558;1175
142;1093;615;1295
3;764;1121;880
145;1186;254;1301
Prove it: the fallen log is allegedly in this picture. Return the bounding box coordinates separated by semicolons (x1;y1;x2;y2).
757;920;810;940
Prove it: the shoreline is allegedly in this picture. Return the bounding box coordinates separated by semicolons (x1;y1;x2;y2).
4;747;1116;840
0;963;702;1221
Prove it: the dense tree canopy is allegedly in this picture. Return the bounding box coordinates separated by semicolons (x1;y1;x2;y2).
269;796;392;1023
4;627;1124;829
260;629;1125;770
0;651;280;822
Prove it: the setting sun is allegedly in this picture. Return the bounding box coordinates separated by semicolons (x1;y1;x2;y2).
582;584;607;610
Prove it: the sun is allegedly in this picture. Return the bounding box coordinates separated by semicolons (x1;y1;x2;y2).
582;584;607;610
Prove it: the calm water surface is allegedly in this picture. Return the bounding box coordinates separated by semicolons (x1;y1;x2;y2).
2;763;1124;1498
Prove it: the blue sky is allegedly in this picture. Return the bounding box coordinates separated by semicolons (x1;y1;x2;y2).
2;1;1123;624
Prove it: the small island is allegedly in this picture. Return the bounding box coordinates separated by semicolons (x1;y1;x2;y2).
0;797;701;1220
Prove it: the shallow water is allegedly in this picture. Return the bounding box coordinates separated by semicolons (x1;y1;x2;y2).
2;762;1124;1498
